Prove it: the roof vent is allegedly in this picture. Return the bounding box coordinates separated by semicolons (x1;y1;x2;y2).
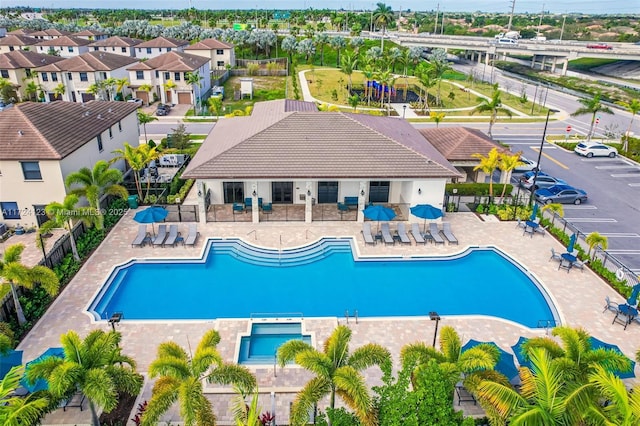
108;108;112;113
84;111;90;117
97;114;102;119
18;130;24;136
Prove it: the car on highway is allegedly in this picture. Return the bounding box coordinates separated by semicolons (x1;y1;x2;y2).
586;43;613;50
574;142;618;158
155;103;171;116
520;173;566;191
513;156;539;173
535;184;588;205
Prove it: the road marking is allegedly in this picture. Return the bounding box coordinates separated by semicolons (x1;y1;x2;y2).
530;145;558;150
565;218;617;222
600;233;640;238
628;183;640;187
611;173;640;177
580;158;619;162
530;147;569;169
606;250;640;254
562;205;597;210
595;165;638;170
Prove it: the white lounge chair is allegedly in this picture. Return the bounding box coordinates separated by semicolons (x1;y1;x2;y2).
381;223;395;245
362;222;376;246
153;224;167;247
410;223;426;245
441;222;458;245
396;223;411;245
184;223;200;247
429;223;445;245
131;225;149;247
163;224;180;247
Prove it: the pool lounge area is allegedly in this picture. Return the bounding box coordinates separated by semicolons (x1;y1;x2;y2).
11;212;639;425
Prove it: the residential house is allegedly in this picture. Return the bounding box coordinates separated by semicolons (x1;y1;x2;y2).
0;50;64;101
135;36;189;60
72;29;108;41
34;51;139;103
89;36;142;58
35;35;92;58
6;29;35;36
0;101;140;227
0;34;39;54
182;99;461;224
184;38;235;71
29;29;72;40
127;51;210;106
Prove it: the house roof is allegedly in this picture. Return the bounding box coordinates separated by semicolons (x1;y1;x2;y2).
184;38;233;50
7;29;35;35
0;101;139;161
417;127;509;161
137;36;189;48
126;51;208;72
0;50;65;69
88;36;143;48
183;100;461;180
34;51;139;72
35;35;92;47
30;29;72;37
0;34;39;47
73;29;107;37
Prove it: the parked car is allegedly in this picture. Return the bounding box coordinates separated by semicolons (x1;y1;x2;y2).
0;101;14;111
535;184;588;205
586;43;613;50
520;173;566;191
574;142;618;158
211;86;224;97
513;156;539;173
127;98;143;107
155;103;171;116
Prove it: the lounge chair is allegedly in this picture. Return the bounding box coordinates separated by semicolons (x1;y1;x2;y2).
455;383;477;406
429;223;445;245
396;223;411;245
410;223;426;245
163;224;179;247
549;248;561;262
535;225;547;237
441;222;458;245
131;225;149;247
362;222;376;246
184;224;200;247
515;218;526;229
152;224;167;247
572;258;588;272
603;296;619;314
381;223;395;245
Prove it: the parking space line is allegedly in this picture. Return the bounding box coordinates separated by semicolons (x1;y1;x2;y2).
580;158;619;162
530;147;569;170
611;173;640;177
628;183;640;187
565;218;617;222
606;250;640;254
595;165;638;170
600;233;640;238
562;205;597;210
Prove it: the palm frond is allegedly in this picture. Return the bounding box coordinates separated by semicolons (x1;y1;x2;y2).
82;368;118;413
276;340;314;367
290;377;331;426
149;356;192;380
157;341;189;361
295;350;333;379
333;366;372;425
141;376;180;426
347;343;390;372
323;324;351;368
400;342;443;368
206;363;256;392
439;326;462;362
192;347;224;377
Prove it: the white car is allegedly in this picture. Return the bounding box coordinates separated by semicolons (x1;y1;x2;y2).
513;157;539;173
127;98;144;107
574;142;618;158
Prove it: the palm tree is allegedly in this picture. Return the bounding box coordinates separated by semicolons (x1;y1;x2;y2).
141;329;256;426
584;365;640;425
429;111;445;128
64;160;128;229
231;386;262;426
0;244;59;326
375;68;395;115
0;366;50;425
40;194;100;261
111;143;162;202
115;77;130;100
362;65;375;106
498;152;522;199
26;330;143;426
53;83;66;100
277;325;390;426
185;72;203;115
164;79;177;103
470;89;513;138
339;53;358;95
472;147;501;197
540;203;564;226
24;79;39;102
329;36;347;67
427;49;451;107
139;83;153;105
373;3;394;50
621;99;640;152
571;94;614;142
585;232;608;260
415;62;435;112
137;110;158;144
348;94;360;111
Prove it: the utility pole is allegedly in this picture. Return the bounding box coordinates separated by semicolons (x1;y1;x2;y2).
559;15;567;41
434;3;439;34
441;10;445;34
507;0;516;31
537;3;545;36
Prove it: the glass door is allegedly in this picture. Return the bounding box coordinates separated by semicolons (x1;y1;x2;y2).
369;181;390;203
317;181;338;203
272;182;293;203
223;182;244;203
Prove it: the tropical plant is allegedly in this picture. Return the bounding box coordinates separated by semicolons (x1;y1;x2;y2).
26;330;143;426
571;94;614;142
426;49;451;107
23;79;40;102
585;232;609;260
141;329;256;426
348;94;360;111
415;61;435;112
339;53;358;95
137;110;158;144
281;36;298;68
314;32;330;66
582;364;640;425
185;72;203;115
40;194;100;261
277;325;391;426
0;78;17;103
472;147;501;197
329;36;347;67
497;152;522;199
430;111;445;128
164;79;177;99
296;38;315;63
53;83;66;100
362;65;375;106
373;3;394;50
111;143;162;201
0;366;50;425
115;77;129;100
208;96;223;119
0;244;59;326
540;203;564;226
64;161;128;229
621;99;640;152
139;83;153;102
470;89;513;138
231;386;262;426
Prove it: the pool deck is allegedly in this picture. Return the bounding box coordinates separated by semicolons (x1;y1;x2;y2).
7;211;639;425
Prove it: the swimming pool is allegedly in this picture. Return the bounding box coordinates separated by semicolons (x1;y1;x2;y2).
88;238;559;328
238;323;312;364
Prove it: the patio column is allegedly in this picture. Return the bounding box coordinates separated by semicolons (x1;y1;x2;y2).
196;181;206;224
305;182;313;223
357;181;367;223
251;182;259;224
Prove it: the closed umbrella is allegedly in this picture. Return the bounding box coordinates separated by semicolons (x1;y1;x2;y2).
0;349;23;379
410;204;443;232
511;336;533;370
589;337;636;379
133;206;168;235
567;233;577;253
529;203;539;221
363;205;396;234
21;347;65;393
462;339;520;384
627;283;640;306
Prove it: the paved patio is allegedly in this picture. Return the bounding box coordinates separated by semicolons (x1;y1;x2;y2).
5;211;638;425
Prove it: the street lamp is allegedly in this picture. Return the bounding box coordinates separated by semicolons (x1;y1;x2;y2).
402;105;407;119
528;108;558;206
429;311;441;348
108;312;123;332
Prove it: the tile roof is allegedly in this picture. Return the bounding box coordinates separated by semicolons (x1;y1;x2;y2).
417;127;509;161
184;38;233;50
35;35;92;47
34;51;139;72
73;29;107;36
7;29;35;35
250;99;317;116
0;50;65;69
137;36;189;48
183;101;461;180
0;34;39;46
88;36;143;48
30;29;72;37
0;101;139;160
126;51;208;72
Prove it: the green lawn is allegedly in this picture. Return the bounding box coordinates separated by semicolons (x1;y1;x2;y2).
568;58;618;71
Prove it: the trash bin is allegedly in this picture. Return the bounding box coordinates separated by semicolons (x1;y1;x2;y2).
127;195;139;209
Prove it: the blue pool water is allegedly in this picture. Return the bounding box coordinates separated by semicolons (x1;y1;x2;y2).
238;323;312;364
88;238;559;328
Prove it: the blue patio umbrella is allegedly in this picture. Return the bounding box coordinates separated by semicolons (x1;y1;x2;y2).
0;349;23;379
589;337;636;379
627;283;640;306
363;205;396;233
529;203;539;221
133;206;168;235
462;339;520;384
410;204;443;232
567;233;577;253
511;336;533;370
21;347;65;393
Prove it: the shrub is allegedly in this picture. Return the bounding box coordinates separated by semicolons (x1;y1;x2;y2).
445;183;512;196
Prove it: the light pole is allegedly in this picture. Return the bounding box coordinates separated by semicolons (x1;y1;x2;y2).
531;84;539;114
108;312;123;332
429;311;441;348
402;105;406;119
528;109;557;206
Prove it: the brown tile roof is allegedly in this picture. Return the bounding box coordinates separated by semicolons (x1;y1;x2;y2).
184;38;233;50
417;127;510;161
251;99;317;116
126;51;208;72
34;51;138;72
89;36;143;48
0;34;38;47
183;102;461;180
35;35;92;47
7;29;35;35
137;36;189;48
72;29;107;37
30;29;72;37
0;50;65;69
0;101;139;160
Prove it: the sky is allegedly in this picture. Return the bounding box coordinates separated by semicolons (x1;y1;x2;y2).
2;0;638;14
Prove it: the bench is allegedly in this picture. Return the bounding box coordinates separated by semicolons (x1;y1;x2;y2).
344;196;359;210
